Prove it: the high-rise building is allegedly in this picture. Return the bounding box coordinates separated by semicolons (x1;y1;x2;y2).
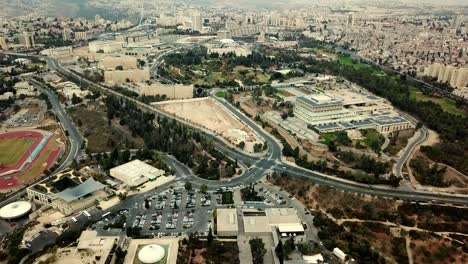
192;11;203;32
0;36;8;50
19;32;34;49
62;28;72;41
75;31;88;41
217;30;232;40
453;13;464;29
450;68;468;89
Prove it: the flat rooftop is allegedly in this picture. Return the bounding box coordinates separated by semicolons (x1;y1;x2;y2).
110;159;165;181
242;209;271;234
297;95;343;107
265;208;301;225
217;208;238;233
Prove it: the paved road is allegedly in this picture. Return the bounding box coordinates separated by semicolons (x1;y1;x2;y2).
0;78;83;209
393;127;427;178
50;55;468;206
30;79;83;170
4;51;468;206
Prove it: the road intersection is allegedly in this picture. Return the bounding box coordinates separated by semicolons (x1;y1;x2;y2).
2;51;468;207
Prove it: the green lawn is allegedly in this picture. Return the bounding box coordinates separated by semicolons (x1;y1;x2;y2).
17;141;57;182
320;133;338;146
215;91;226;98
410;89;466;117
319;131;352;146
233;66;270;84
338;56;367;69
0;138;34;166
221;191;234;204
360;129;385;153
337;56;383;75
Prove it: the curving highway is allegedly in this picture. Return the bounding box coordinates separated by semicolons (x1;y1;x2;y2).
48;55;468;206
29;79;83;171
4;51;468;206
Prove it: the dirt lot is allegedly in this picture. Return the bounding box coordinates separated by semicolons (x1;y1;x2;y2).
412;152;468;189
412;238;467;264
268;174;468;263
155;98;263;153
177;240;240;264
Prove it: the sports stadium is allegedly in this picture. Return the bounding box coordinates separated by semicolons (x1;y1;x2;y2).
0;130;64;190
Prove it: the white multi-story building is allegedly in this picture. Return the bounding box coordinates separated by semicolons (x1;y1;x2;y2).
0;36;8;50
75;31;88;41
294;92;412;134
89;40;123;53
192;11;203;32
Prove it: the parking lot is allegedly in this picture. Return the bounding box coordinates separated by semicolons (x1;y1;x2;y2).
90;180;308;239
3;99;46;128
94;187;221;237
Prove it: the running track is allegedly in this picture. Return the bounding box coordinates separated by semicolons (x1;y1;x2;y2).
0;131;63;190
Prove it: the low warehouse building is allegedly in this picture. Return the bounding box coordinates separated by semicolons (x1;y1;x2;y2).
109;159;165;187
216;208;239;236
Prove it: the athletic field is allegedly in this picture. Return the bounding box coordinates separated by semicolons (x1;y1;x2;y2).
0;137;35;166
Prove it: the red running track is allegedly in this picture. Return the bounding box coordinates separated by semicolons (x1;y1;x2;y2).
0;131;44;175
0;131;62;190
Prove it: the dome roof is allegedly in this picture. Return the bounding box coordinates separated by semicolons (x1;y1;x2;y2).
219;38;235;44
137;244;165;264
0;201;32;220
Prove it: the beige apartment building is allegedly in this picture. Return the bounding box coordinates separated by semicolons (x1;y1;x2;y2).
104;68;150;84
136;83;194;99
99;55;138;70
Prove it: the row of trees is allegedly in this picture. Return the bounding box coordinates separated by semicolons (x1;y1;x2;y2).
336;151;390;177
410;156;447;187
105;95;237;179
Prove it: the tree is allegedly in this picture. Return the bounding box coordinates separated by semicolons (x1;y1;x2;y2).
71;93;83;105
200;184;208;193
249;238;266;263
207;227;213;245
238;141;245;150
275;240;285;264
118;193;127;200
284;237;295;256
184;181;192;191
297;242;314;255
416;122;423;129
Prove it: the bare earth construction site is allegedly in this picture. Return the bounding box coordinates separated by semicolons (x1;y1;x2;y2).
153;97;263;153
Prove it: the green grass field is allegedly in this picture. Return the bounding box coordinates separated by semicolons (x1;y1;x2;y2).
337;56;384;75
221;191;234;204
0;138;34;166
233;66;270;84
410;89;466;117
320;133;338;146
215;91;226;98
